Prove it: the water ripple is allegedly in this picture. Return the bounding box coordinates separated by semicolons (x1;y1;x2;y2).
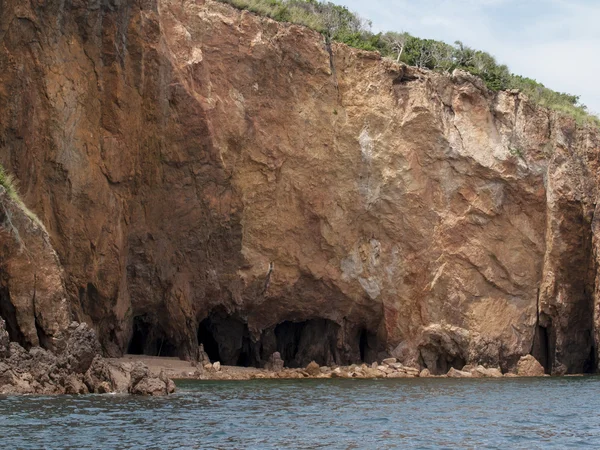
1;377;600;448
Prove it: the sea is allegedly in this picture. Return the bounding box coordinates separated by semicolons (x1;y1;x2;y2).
1;376;599;449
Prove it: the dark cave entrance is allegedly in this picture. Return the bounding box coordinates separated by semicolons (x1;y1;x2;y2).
274;319;340;368
0;284;27;348
359;329;368;361
197;312;258;367
127;315;178;357
195;312;380;368
358;328;378;364
532;323;553;374
418;345;466;375
197;318;221;362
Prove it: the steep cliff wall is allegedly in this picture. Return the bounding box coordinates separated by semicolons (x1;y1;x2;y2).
1;0;599;374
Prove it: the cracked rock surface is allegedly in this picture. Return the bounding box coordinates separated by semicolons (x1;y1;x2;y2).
0;0;599;376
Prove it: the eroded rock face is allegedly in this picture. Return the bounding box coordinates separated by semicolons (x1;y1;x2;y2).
0;318;174;395
0;188;70;352
1;0;600;375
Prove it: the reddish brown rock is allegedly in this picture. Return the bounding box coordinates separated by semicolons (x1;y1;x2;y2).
516;355;546;377
0;0;599;378
305;361;321;377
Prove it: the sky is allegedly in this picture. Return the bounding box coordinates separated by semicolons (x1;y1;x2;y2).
335;0;600;115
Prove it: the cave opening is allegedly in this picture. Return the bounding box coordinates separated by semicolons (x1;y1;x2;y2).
197;318;221;362
358;328;378;364
359;329;368;361
0;284;27;348
127;316;149;355
418;346;466;375
195;313;380;369
197;312;259;367
127;315;178;357
532;324;552;374
274;319;340;368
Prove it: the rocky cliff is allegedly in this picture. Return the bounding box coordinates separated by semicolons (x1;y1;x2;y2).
1;0;599;375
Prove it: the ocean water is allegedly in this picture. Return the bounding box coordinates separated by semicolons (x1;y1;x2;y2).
1;377;599;449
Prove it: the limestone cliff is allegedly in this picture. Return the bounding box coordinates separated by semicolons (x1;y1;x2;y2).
1;0;599;375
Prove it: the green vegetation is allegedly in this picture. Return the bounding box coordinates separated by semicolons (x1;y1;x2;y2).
0;164;43;229
509;146;524;158
216;0;598;126
0;164;19;201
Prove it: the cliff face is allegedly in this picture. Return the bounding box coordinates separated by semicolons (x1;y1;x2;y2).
1;0;599;374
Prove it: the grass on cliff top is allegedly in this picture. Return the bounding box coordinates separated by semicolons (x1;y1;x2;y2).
216;0;599;127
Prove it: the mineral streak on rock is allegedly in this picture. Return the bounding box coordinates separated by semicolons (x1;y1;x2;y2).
0;0;599;379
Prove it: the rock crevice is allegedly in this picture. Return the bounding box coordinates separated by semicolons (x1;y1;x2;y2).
0;0;599;378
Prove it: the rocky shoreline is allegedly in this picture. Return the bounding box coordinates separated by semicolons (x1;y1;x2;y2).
114;352;558;383
0;319;175;396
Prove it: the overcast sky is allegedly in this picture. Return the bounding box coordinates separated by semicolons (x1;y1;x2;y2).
335;0;600;115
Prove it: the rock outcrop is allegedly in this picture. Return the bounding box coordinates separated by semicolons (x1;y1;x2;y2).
516;355;546;377
0;189;173;394
1;0;599;377
0;318;173;395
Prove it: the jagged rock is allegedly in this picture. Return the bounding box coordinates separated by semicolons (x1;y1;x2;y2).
0;319;10;358
108;364;133;393
362;367;382;378
197;344;211;365
516;355;545;377
265;352;284;372
0;0;599;380
64;375;89;395
0;187;70;352
128;362;174;396
213;361;221;372
387;371;410;378
305;361;320;376
62;323;102;374
84;356;114;394
129;362;151;387
447;367;473;378
130;377;168;396
166;379;176;394
473;366;503;378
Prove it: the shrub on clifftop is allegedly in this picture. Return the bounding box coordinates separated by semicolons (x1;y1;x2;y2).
216;0;598;126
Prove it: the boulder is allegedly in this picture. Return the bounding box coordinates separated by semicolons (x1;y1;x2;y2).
130;377;169;396
305;361;320;376
0;319;10;358
265;352;284;372
127;362;175;396
84;356;114;393
62;323;102;374
419;368;431;378
129;362;151;386
382;358;397;366
197;344;211;365
213;361;221;371
447;367;473;378
474;366;503;378
387;371;410;378
64;375;88;395
516;355;545;377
